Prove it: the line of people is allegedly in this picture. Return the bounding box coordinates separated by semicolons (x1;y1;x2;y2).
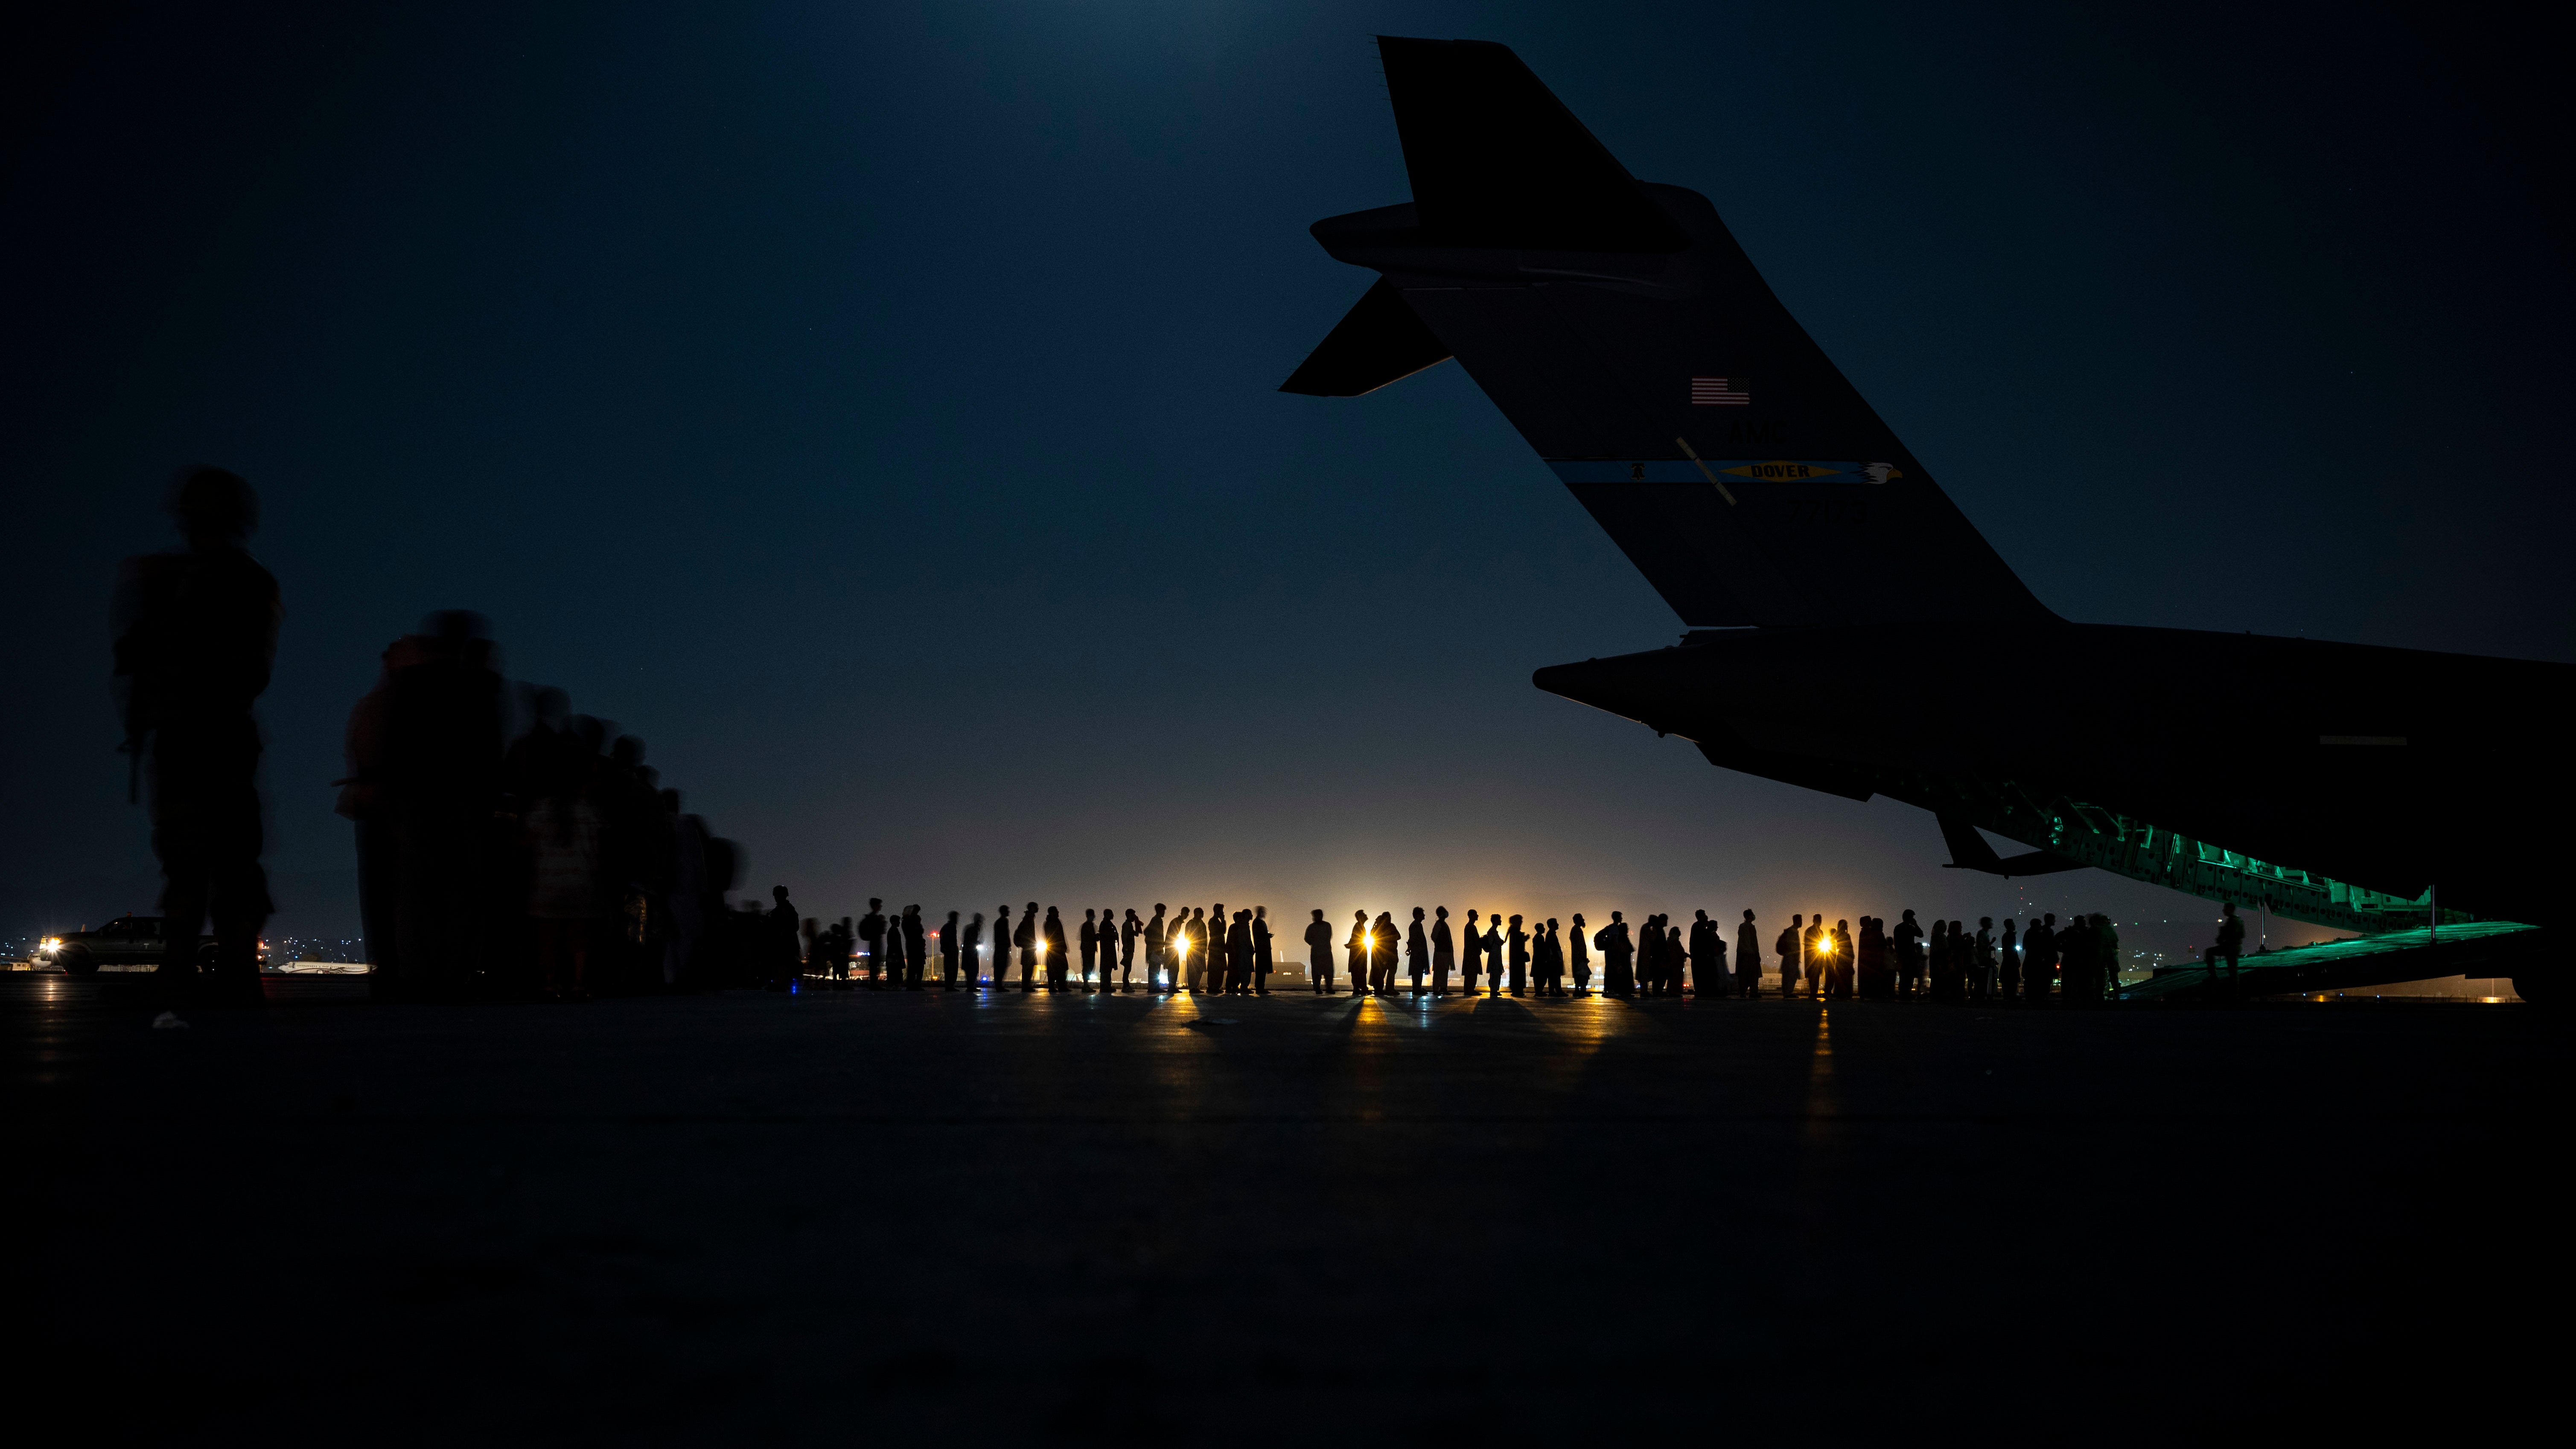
767;899;2129;1003
339;615;753;1001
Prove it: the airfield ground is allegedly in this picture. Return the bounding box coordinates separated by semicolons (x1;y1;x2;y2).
9;977;2552;1443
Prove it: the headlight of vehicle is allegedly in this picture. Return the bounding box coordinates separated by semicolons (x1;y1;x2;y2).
39;937;61;955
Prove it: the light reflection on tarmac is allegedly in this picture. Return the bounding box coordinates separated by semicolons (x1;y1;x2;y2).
7;976;2542;1440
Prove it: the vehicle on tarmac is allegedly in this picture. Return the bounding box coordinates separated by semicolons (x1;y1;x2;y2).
35;915;266;974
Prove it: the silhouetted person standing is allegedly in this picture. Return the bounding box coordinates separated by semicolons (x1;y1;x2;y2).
1571;912;1592;996
1530;919;1556;995
764;886;801;990
859;900;888;988
1687;911;1719;997
116;468;280;1003
1735;910;1761;998
1507;914;1530;996
1252;905;1274;994
965;912;986;987
1015;901;1040;991
993;904;1014;988
1122;908;1142;989
1080;909;1101;986
1042;907;1068;988
1227;909;1255;995
1597;912;1634;997
896;905;923;988
1998;917;2020;999
1144;904;1168;991
1461;909;1484;996
1893;909;1924;996
1371;912;1400;995
2206;903;2245;997
398;615;508;996
941;910;962;987
2022;912;2055;1001
1479;915;1504;997
1432;907;1455;995
1305;909;1333;993
1407;907;1430;996
1182;907;1209;991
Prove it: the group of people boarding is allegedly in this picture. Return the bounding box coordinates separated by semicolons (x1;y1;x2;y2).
792;898;2131;1003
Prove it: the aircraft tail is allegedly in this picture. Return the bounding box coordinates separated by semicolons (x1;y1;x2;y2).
1285;36;2051;630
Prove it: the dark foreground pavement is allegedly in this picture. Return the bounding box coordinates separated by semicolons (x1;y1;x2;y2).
9;977;2557;1444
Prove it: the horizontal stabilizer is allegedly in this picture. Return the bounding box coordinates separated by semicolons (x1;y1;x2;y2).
1938;813;2084;878
1280;277;1452;397
1375;36;1684;251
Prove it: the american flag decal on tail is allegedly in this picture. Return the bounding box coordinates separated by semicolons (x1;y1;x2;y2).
1690;376;1750;405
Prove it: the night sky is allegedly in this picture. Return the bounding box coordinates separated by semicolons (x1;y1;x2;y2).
7;3;2567;960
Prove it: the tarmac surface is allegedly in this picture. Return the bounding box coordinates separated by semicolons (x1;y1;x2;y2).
10;976;2555;1444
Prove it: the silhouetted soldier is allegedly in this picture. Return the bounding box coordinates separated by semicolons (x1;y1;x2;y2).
115;467;280;1003
1145;904;1169;991
1734;910;1760;997
1304;908;1333;993
1431;907;1455;995
1507;914;1530;996
2206;903;2245;997
1407;907;1430;997
1460;909;1484;996
1571;912;1592;995
1597;912;1634;997
1252;905;1274;993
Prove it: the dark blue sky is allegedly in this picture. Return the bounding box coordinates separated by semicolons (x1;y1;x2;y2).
7;2;2566;955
